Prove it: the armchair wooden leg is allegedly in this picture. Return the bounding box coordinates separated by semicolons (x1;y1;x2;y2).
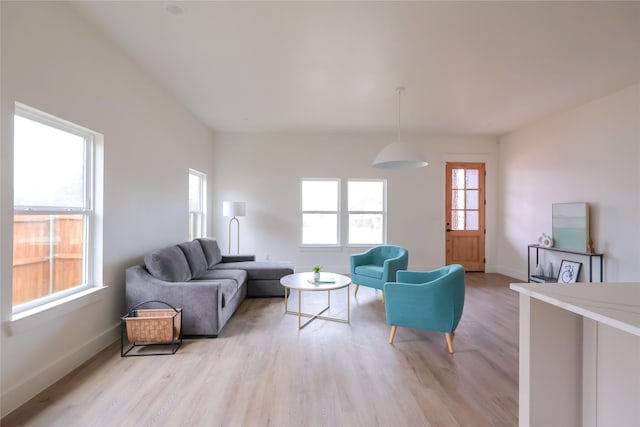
354;284;359;296
381;290;384;303
389;325;397;344
445;332;454;353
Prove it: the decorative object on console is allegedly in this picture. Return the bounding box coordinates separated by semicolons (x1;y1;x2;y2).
372;87;428;169
546;262;554;279
537;232;553;248
557;259;582;283
552;202;590;252
223;201;246;254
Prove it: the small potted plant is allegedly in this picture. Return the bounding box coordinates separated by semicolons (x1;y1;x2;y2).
312;264;322;281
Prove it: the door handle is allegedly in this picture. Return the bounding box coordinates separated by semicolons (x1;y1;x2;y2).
446;229;451;232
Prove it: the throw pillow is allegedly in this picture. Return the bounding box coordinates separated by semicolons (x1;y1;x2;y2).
178;240;208;278
197;237;223;268
144;245;192;282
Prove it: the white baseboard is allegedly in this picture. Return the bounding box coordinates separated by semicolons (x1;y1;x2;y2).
1;323;120;418
498;265;527;282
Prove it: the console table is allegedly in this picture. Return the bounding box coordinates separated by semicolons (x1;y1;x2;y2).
527;244;604;283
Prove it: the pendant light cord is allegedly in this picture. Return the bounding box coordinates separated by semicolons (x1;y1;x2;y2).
396;86;404;142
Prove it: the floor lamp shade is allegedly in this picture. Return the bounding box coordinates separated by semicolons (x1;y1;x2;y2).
372;142;428;169
223;201;246;217
223;201;246;254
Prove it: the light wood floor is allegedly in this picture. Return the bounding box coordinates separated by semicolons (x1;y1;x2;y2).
2;273;519;427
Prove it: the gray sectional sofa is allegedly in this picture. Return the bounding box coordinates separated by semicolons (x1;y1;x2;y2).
125;237;293;336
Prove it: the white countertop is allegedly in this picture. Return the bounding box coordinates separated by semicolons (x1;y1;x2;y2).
510;282;640;337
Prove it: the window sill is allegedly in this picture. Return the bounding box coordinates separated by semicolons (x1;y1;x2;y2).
5;286;109;336
299;245;343;252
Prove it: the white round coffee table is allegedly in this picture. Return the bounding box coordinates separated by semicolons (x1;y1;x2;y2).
280;272;351;329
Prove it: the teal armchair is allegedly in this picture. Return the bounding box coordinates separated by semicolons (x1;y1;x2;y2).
350;245;408;302
384;264;465;353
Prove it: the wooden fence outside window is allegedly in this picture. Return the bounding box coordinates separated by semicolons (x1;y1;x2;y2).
12;215;83;306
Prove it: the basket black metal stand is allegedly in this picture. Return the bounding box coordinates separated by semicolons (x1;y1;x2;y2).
121;300;183;356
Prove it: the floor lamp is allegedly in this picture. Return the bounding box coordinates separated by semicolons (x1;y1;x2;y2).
223;201;246;254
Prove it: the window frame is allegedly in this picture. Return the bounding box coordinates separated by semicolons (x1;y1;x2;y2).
300;178;341;247
188;168;207;240
347;179;387;246
12;103;98;315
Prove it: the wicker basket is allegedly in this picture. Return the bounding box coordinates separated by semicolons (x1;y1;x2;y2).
125;308;182;343
121;301;182;356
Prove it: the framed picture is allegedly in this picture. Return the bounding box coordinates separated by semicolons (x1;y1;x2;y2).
552;202;590;252
557;260;582;283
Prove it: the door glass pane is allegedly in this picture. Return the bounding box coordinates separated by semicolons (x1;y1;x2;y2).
452;169;465;189
466;190;479;210
453;190;465;209
466;170;479;189
452;210;465;230
466;211;479;230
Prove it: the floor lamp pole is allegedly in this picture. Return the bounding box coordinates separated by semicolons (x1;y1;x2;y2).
228;216;240;254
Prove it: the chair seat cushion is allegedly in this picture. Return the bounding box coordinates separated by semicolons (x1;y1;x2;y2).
354;264;383;279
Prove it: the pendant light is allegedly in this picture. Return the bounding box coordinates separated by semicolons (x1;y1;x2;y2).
372;87;428;169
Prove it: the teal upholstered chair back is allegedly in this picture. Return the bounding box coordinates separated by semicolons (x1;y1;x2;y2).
384;264;465;352
349;245;409;291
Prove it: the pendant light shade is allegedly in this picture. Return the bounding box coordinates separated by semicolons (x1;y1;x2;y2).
372;142;428;169
372;87;428;169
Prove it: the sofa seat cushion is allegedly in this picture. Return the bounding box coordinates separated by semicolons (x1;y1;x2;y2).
195;269;247;288
212;261;293;280
178;240;209;278
354;264;383;279
197;237;223;268
144;246;192;282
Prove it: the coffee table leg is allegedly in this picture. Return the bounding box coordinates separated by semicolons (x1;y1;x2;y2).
298;288;302;329
347;285;350;323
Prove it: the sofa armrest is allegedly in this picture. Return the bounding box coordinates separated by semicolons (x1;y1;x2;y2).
221;254;256;263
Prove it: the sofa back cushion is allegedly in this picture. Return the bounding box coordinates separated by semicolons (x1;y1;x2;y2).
197;237;223;268
178;240;209;278
144;245;192;282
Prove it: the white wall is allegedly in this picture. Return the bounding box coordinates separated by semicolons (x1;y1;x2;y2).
498;83;640;281
0;2;214;416
210;133;499;274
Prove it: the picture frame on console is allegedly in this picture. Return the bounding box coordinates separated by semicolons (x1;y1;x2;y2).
557;259;582;283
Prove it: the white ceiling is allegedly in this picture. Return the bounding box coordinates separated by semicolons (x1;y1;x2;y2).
72;1;640;136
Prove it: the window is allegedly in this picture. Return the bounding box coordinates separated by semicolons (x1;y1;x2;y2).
13;104;99;313
300;179;386;246
301;179;339;245
348;180;386;245
188;169;207;240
